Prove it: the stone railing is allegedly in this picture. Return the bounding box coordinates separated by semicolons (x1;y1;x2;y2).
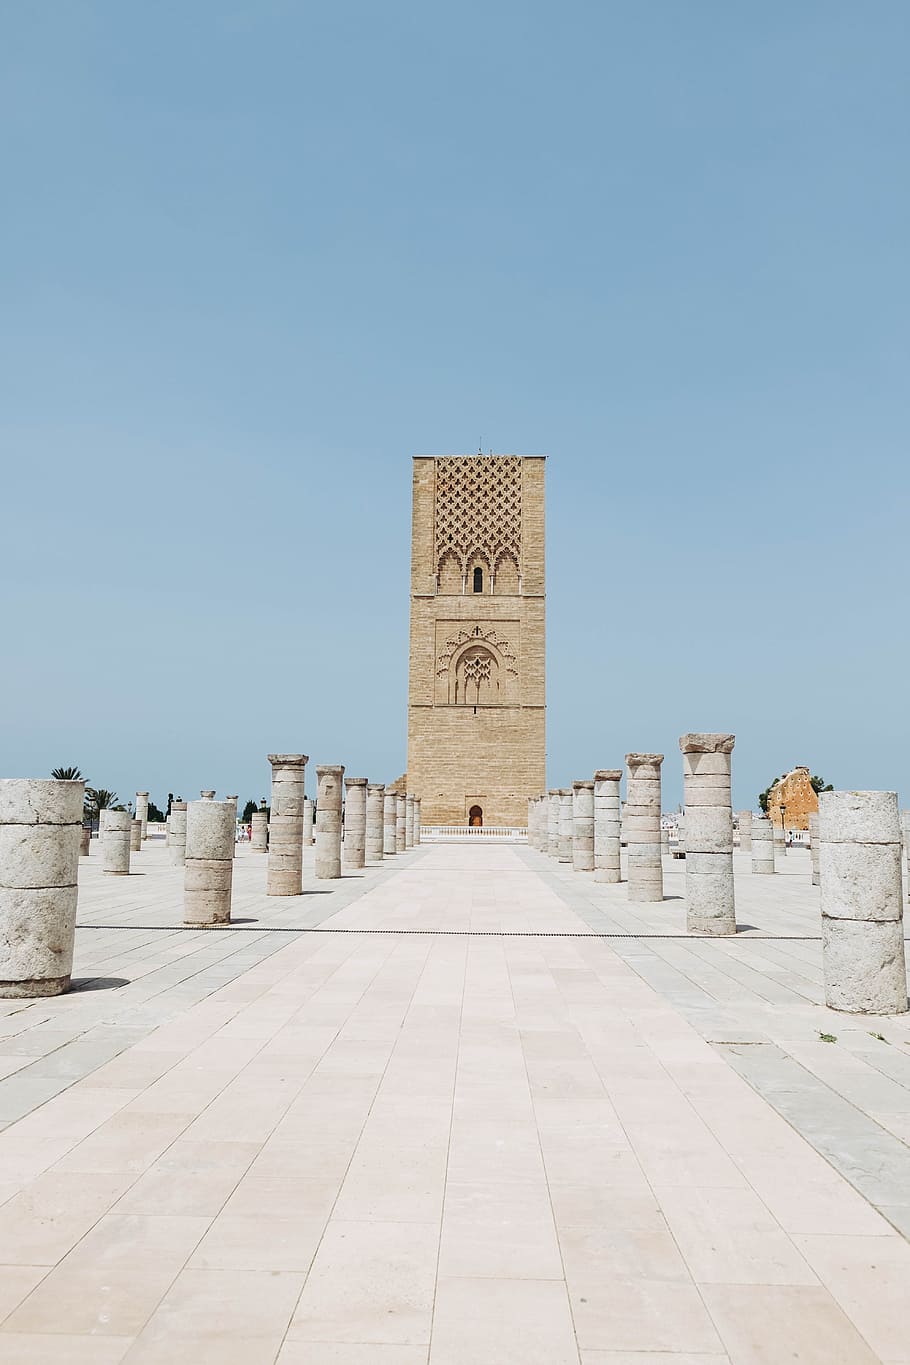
421;826;528;842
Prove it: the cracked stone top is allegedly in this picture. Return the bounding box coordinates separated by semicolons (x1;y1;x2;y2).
679;733;735;753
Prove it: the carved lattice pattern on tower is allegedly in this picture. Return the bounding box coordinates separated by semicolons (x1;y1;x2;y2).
434;456;521;576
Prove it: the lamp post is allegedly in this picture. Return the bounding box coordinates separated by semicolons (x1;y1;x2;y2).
780;802;787;852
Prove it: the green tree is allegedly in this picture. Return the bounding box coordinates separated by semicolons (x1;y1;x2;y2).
85;788;125;819
810;775;834;796
51;766;86;782
147;800;167;823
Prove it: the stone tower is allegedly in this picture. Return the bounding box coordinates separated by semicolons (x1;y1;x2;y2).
407;454;546;828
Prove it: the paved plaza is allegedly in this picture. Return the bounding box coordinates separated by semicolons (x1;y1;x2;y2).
0;840;909;1363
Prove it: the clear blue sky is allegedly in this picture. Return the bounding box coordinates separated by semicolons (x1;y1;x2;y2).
2;1;907;814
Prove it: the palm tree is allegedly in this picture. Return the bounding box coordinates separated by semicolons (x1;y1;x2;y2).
85;788;124;821
51;766;86;782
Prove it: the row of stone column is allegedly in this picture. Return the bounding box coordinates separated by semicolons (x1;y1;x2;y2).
529;772;623;884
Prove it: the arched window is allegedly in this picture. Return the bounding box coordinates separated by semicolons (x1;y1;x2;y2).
472;566;483;593
469;805;483;828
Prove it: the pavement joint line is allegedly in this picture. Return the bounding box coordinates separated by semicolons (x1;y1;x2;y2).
73;923;852;940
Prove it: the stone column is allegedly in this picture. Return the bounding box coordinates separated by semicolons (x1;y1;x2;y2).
547;791;560;857
396;793;407;853
200;790;215;800
819;791;907;1014
808;812;820;886
738;810;753;852
366;784;385;860
130;819;142;852
902;811;910;894
558;790;573;863
250;809;268;851
572;781;595;872
343;777;368;870
267;754;308;896
383;790;398;855
170;801;187;866
752;815;774;874
0;778;83;997
101;809;131;875
184;797;235;926
79;825;91;857
594;770;622;883
661;826;669;856
414;797;421;845
303;798;315;847
773;821;786;862
316;765;344;879
135;791;149;840
675;816;686;858
405;794;416;848
680;733;736;936
625;754;664;902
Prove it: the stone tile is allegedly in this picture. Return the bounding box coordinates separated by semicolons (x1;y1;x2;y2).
189;1214;327;1271
278;1347;428;1364
429;1277;579;1364
701;1283;882;1364
792;1232;910;1362
0;1171;134;1264
438;1180;562;1279
0;1264;50;1323
655;1185;819;1285
0;1336;134;1363
288;1221;437;1345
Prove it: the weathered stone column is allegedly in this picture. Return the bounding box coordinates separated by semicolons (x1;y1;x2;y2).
366;784;385;860
738;810;753;852
396;793;407;853
547;791;560;857
572;781;595;872
405;794;416;849
303;798;315;847
267;754;308;896
200;790;215;800
184;797;235;926
751;815;774;874
101;809;131;875
0;778;83;997
343;777;368;870
902;811;910;894
383;790;398;855
661;825;669;856
250;809;268;851
79;825;91;857
169;800;187;866
594;770;622;883
130;819;142;852
675;816;686;858
625;754;664;902
414;797;421;845
680;733;736;936
135;791;149;840
558;790;573;863
808;812;820;886
819;791;907;1014
773;821;786;862
316;765;344;879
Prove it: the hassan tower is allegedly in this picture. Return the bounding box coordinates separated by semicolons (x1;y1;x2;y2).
406;454;546;827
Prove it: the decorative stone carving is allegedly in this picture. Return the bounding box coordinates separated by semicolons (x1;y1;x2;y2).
625;754;664;903
434;454;521;581
680;733;736;936
594;770;622;883
819;790;907;1014
0;778;83;997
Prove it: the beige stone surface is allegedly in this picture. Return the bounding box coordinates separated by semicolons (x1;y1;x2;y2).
406;456;546;826
0;840;905;1361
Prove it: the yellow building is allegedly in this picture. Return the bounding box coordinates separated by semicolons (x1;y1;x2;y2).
768;766;819;831
405;455;546;827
